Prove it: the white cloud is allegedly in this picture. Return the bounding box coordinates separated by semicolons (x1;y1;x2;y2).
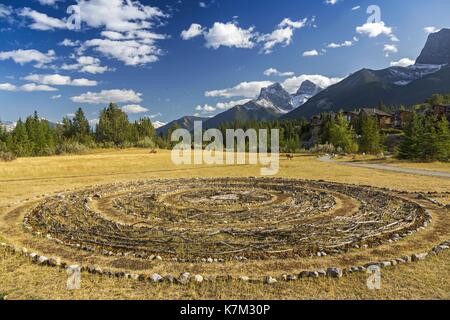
121;104;149;114
424;26;441;34
20;1;169;68
0;83;17;91
183;18;308;53
383;44;398;56
215;99;252;110
77;0;167;32
19;7;67;31
20;83;58;92
195;104;216;113
258;18;307;54
0;49;55;67
352;6;361;11
263;68;295;77
51;94;62;99
282;74;343;93
61;56;111;74
181;23;205;40
23;74;98;87
0;4;12;18
59;39;80;47
194;99;252;114
38;0;61;5
83;38;162;66
278;18;307;29
327;40;353;48
356;22;397;41
390;58;415;67
303;49;319;57
325;0;339;4
71;89;143;104
205;81;273;98
204;22;256;49
0;82;62;92
99;30;167;42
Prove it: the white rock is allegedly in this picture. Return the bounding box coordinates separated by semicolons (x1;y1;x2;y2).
264;276;277;284
150;273;163;282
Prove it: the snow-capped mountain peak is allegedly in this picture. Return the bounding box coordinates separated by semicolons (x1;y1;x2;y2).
291;80;324;108
0;121;16;132
256;82;294;113
388;63;444;86
296;80;323;96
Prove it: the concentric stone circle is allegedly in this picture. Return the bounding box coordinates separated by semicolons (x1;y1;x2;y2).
24;178;429;262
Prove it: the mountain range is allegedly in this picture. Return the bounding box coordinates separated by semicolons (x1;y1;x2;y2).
157;28;450;134
157;81;322;134
156;116;208;136
283;28;450;119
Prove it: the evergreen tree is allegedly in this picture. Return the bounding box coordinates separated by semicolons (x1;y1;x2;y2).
134;117;156;140
426;94;445;107
11;119;31;156
61;116;75;140
398;112;424;160
329;114;358;153
421;116;439;161
435;117;450;161
0;124;7;152
72;108;92;143
359;114;382;154
320;113;335;144
96;103;131;145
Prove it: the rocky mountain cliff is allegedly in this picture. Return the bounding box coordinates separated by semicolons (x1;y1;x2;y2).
416;28;450;65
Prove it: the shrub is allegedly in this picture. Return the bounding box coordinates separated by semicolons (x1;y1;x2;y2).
56;142;89;155
310;143;336;155
0;151;17;162
136;137;156;149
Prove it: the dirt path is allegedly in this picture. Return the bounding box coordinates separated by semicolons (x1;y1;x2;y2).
318;156;450;179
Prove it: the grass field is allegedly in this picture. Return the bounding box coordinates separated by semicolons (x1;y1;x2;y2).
0;149;449;300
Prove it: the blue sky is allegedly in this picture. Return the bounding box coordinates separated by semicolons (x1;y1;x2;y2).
0;0;449;126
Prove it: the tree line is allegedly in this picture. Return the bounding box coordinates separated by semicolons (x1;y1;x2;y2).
1;100;449;162
0;103;163;158
398;112;450;161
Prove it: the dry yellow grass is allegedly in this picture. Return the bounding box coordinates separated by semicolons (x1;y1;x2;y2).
0;149;449;300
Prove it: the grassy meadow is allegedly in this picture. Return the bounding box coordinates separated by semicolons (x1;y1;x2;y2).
0;149;449;300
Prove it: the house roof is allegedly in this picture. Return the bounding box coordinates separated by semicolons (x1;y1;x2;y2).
360;108;393;117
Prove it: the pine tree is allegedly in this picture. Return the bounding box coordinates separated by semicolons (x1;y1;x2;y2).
435;117;450;161
72;108;92;143
421;116;439;161
12;119;31;156
320;113;335;144
398;112;424;160
359;114;382;154
96;103;131;145
0;124;7;152
61;116;75;140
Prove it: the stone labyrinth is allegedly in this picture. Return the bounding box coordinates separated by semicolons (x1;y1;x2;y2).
24;178;431;263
